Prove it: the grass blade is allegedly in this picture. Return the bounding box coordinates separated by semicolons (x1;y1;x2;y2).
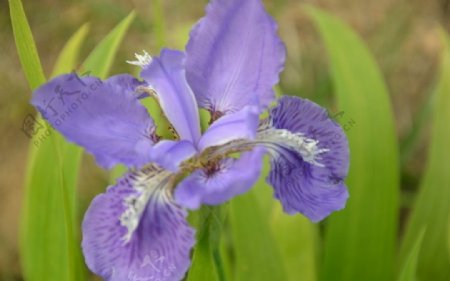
397;229;426;281
83;11;136;78
51;24;90;78
10;7;86;281
9;1;86;280
229;188;287;281
399;30;450;281
187;206;226;281
152;0;166;50
256;156;318;281
8;0;45;89
306;6;400;281
15;8;135;281
271;204;318;281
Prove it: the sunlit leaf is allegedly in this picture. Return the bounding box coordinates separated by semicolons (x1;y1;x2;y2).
151;0;166;50
397;228;426;281
11;9;88;281
399;30;450;281
51;24;90;78
187;206;226;281
271;204;318;281
306;6;400;281
8;0;45;90
14;6;135;280
229;188;287;281
255;156;318;281
83;12;136;78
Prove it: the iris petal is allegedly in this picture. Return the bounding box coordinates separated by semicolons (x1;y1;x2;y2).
82;167;195;281
141;49;201;143
186;0;286;115
265;96;349;221
31;73;156;169
197;105;260;151
151;140;197;172
175;148;265;209
201;96;349;221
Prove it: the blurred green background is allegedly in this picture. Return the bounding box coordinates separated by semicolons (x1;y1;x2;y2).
2;0;450;280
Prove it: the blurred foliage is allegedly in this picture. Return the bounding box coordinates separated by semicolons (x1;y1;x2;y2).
2;0;450;280
307;6;399;281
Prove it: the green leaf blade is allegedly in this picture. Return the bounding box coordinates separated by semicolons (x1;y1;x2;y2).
399;30;450;281
230;189;287;281
9;0;46;89
306;6;400;281
51;23;90;78
397;229;426;281
187;206;225;281
17;10;136;281
83;11;136;78
271;204;318;281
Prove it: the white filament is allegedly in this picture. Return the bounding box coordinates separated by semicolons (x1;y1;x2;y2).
119;168;171;243
256;128;329;167
127;50;153;67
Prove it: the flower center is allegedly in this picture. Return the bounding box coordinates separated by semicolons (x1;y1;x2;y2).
203;160;222;177
200;126;329;168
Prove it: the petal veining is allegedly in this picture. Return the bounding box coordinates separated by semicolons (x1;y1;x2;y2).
141;49;201;143
82;166;195;281
31;73;156;169
265;96;349;221
201;96;349;221
174;148;265;209
185;0;286;115
197;105;260;151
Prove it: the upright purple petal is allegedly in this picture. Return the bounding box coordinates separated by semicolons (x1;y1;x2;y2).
264;96;350;221
175;148;265;209
82;168;195;281
141;49;201;143
186;0;286;115
197;105;260;151
31;73;156;169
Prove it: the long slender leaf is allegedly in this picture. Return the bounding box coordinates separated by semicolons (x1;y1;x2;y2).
229;188;287;281
399;30;450;281
15;8;135;281
9;0;45;89
256;156;318;281
306;6;400;281
397;228;426;281
447;215;450;260
11;11;86;281
9;1;86;280
51;24;90;78
151;0;166;50
187;206;225;281
83;11;136;78
271;204;318;281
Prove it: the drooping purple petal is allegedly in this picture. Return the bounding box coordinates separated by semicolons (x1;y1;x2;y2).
175;147;265;209
107;74;149;99
185;0;286;115
265;96;349;222
151;140;197;172
31;73;156;169
82;168;195;281
141;49;201;143
107;74;145;94
197;105;260;151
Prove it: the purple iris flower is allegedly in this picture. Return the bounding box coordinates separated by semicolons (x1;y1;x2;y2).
31;0;349;280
